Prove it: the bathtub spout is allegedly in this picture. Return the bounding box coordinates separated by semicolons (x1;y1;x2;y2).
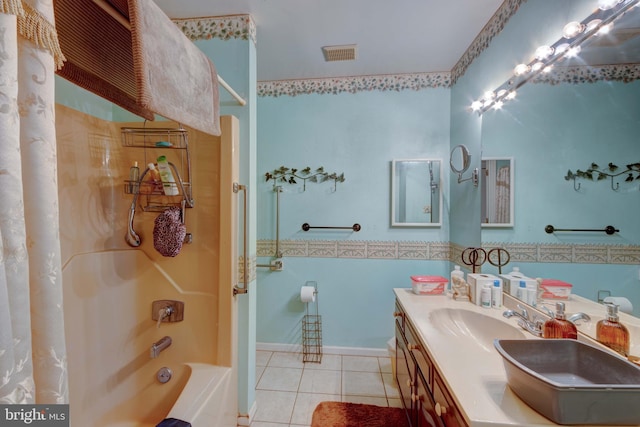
150;336;172;359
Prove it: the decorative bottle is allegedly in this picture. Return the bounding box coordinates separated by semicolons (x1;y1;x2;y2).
596;302;630;357
543;302;577;339
450;265;464;294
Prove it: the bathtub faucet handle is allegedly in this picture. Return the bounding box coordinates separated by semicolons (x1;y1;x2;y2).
157;306;174;329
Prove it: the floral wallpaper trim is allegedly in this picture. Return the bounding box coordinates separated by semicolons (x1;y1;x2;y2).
451;0;527;84
173;14;256;44
257;239;640;265
532;64;640;85
257;72;452;97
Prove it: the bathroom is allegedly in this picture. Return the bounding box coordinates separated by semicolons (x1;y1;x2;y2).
1;0;639;426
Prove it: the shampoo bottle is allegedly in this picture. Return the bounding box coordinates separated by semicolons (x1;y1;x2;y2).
543;302;577;339
516;280;527;301
596;302;630;356
156;155;179;196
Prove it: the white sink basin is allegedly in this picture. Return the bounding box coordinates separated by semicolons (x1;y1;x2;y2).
429;308;526;352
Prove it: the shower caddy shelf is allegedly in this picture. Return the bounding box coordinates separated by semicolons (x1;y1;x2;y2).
121;127;194;212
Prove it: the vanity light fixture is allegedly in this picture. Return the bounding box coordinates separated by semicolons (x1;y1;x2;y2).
470;0;639;114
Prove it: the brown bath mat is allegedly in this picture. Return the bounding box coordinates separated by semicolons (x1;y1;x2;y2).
311;401;409;427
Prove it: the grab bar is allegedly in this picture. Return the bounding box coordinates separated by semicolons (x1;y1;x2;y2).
301;223;361;232
544;225;618;235
233;183;248;295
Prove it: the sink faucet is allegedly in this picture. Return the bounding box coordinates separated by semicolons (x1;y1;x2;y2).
503;304;544;337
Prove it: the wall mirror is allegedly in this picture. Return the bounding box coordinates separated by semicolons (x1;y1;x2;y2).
391;159;442;227
479;1;640;342
481;158;514;227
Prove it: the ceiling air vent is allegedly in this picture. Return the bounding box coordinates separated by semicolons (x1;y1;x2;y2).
322;44;357;62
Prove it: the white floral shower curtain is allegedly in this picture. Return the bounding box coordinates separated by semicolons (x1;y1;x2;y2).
0;1;68;404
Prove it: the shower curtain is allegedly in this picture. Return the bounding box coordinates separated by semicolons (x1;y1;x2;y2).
0;1;68;404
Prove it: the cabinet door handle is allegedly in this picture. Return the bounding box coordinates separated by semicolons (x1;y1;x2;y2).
407;343;420;351
435;402;448;416
411;393;424;403
393;311;404;318
406;379;413;388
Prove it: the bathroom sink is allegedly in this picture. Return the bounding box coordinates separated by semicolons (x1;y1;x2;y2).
495;339;640;425
429;308;526;351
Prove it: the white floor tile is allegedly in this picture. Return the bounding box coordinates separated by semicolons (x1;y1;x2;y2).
268;351;305;368
342;371;386;396
302;353;341;370
378;356;393;373
298;369;341;395
256;350;273;367
253;390;297;424
257;366;303;392
290;392;340;425
256;365;266;386
382;372;400;398
342;355;381;372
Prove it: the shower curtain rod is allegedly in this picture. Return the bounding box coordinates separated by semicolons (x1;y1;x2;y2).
92;0;247;107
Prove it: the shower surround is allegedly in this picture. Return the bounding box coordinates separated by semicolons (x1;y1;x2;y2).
56;105;239;426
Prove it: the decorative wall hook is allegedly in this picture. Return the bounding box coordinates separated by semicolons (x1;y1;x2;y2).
265;166;345;191
565;162;640;192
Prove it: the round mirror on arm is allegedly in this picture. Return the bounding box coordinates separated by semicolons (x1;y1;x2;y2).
450;144;479;186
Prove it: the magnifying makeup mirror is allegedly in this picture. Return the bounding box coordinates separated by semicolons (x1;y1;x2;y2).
450;144;479;186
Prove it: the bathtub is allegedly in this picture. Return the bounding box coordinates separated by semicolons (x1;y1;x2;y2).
164;363;236;427
105;364;235;427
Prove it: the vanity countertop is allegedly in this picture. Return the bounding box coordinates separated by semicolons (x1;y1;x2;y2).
394;288;640;427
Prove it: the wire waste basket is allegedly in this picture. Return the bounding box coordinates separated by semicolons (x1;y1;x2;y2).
302;281;322;363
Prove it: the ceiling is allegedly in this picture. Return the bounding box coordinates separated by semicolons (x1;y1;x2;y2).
153;0;505;82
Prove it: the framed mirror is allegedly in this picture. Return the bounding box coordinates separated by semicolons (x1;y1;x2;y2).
391;159;442;227
481;157;514;227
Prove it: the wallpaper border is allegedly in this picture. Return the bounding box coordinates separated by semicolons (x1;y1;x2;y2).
257;239;640;265
174;14;257;44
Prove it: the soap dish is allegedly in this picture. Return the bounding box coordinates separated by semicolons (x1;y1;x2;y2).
494;339;640;425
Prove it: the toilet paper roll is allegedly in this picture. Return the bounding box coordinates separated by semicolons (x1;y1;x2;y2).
604;296;634;314
300;286;316;303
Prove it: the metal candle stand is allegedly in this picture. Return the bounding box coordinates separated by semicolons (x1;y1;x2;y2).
302;281;322;363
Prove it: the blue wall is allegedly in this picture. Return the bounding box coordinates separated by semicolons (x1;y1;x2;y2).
256;88;451;348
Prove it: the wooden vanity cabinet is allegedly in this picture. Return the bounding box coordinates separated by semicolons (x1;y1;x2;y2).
395;301;469;427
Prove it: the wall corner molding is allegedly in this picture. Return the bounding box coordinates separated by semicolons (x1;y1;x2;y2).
174;14;257;44
257;72;452;97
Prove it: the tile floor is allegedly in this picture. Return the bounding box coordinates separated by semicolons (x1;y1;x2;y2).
251;350;402;427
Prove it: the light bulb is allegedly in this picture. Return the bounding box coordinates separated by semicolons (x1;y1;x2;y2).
535;45;554;60
543;65;553;73
483;91;495;100
514;63;531;76
563;21;585;39
555;43;570;55
598;23;613;35
505;91;516;100
531;62;545;71
470;100;483;111
598;0;621;10
566;46;581;58
493;101;504;110
586;19;602;33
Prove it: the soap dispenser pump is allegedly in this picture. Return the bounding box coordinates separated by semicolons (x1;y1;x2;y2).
596;302;630;357
543;302;577;339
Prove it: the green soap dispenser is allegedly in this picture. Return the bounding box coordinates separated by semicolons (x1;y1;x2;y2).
596;302;630;357
543;302;577;339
